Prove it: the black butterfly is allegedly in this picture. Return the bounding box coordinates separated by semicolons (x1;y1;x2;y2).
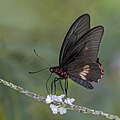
49;13;104;95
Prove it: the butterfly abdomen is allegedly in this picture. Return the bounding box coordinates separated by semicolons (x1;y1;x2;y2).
70;76;94;89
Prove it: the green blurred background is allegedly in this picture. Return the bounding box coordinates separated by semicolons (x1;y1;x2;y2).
0;0;120;120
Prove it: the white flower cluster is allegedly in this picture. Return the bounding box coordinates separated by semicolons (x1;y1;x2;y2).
46;94;75;114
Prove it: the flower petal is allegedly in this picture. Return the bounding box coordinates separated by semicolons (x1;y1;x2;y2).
64;98;75;105
58;107;67;114
54;94;65;102
50;104;58;114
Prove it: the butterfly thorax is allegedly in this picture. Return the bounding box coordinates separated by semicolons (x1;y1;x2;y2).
49;66;68;78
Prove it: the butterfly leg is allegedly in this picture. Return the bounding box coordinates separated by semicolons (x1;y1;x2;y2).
65;79;68;97
51;77;62;94
51;77;64;95
59;80;64;94
59;78;68;96
51;77;57;94
46;73;52;94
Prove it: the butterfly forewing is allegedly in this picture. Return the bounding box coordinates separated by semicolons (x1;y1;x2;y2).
59;14;90;66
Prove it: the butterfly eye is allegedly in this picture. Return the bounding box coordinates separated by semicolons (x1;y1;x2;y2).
49;68;53;72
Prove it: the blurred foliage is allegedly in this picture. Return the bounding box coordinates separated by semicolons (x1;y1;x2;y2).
0;0;120;120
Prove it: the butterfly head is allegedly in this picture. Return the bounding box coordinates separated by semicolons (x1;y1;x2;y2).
49;66;59;73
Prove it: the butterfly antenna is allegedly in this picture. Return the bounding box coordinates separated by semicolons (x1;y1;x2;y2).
29;67;50;74
34;49;51;67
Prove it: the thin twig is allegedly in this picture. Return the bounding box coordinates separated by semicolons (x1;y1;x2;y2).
0;78;120;120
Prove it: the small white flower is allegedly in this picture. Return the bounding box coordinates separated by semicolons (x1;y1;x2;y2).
58;107;67;114
50;104;58;114
64;98;75;105
46;94;65;104
54;94;65;102
46;94;56;104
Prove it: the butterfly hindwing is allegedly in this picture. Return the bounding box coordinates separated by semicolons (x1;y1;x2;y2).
77;26;104;61
67;59;104;83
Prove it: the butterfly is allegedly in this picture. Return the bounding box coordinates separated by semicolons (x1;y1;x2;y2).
49;13;104;95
